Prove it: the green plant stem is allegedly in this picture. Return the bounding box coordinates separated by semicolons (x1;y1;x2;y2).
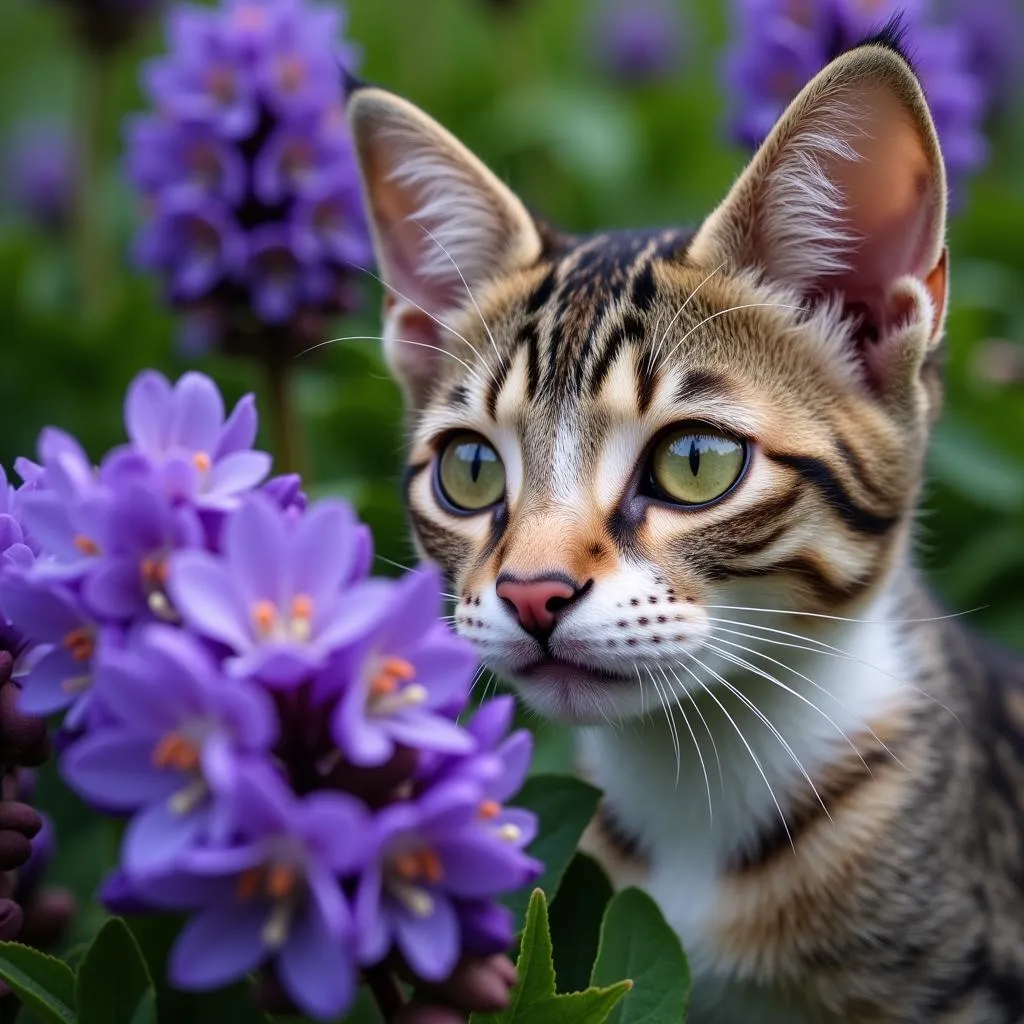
264;344;308;478
365;966;405;1021
74;48;113;323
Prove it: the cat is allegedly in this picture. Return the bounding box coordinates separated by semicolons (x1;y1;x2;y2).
347;24;1024;1024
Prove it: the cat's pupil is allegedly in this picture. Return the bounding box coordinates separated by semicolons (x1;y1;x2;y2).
688;440;700;477
470;445;483;483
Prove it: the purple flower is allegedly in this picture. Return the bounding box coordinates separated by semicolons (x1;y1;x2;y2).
0;574;101;720
943;0;1024;117
2;120;76;233
590;0;686;84
62;626;277;876
126;0;373;345
116;370;271;511
722;0;990;200
323;566;477;767
169;494;370;686
162;764;368;1020
356;780;541;982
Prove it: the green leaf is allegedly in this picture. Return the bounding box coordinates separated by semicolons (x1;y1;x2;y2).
0;942;76;1024
591;888;691;1024
473;889;631;1024
549;854;614;994
505;775;602;925
77;918;157;1024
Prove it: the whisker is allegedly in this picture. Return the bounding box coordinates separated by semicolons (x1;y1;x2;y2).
647;667;682;789
660;666;713;822
666;663;724;794
687;651;832;827
662;302;806;366
415;221;504;371
648;262;725;373
339;260;495;382
705;603;985;627
678;654;795;854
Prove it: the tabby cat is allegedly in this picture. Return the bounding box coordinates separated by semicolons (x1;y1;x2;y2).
347;26;1024;1024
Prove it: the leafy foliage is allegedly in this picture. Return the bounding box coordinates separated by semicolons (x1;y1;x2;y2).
0;943;76;1024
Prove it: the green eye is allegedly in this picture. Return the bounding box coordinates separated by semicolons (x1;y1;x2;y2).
436;432;506;512
648;427;747;506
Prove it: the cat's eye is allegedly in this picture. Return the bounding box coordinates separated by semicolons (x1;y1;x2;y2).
646;426;747;507
436;432;506;513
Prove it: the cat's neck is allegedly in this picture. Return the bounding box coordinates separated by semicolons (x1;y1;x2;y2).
578;579;923;866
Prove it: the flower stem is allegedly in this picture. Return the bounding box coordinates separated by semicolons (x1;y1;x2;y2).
263;342;308;478
74;48;114;323
365;965;405;1021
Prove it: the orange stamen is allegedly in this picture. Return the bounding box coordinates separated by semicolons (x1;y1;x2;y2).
266;863;298;900
152;733;200;773
416;849;443;884
62;627;94;663
382;657;415;682
252;600;277;635
290;594;313;620
74;535;100;556
478;800;501;820
140;557;169;586
370;674;398;698
193;451;212;473
235;867;263;902
393;853;420;880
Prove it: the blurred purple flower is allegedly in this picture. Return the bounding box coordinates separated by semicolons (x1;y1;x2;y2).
127;0;373;348
590;0;686;84
723;0;990;201
2;120;76;233
62;626;277;876
164;765;368;1019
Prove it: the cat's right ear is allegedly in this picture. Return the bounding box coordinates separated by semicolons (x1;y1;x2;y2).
348;87;542;408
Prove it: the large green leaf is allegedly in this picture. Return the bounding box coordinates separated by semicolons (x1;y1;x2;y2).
472;889;631;1024
0;943;76;1024
77;918;156;1024
549;854;614;994
591;888;691;1024
505;775;602;925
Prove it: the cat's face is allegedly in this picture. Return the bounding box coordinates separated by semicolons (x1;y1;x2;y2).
349;39;949;724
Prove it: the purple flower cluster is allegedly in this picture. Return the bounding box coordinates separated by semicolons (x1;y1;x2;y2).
125;0;373;351
723;0;994;200
0;369;540;1020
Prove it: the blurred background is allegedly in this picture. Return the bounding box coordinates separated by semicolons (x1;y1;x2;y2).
1;0;1023;970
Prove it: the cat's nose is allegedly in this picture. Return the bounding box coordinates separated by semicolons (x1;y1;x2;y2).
496;574;589;640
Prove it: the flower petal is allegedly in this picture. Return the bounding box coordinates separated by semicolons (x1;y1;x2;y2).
168;551;251;650
205;451;272;499
385;712;476;757
169;901;268;990
491;730;533;803
289;500;356;606
277;892;357;1020
353;860;389;967
223;497;285;605
0;573;81;640
125;370;172;455
82;559;144;621
123;798;211;877
215;393;258;458
61;732;174;810
18;647;86;715
169;372;225;453
435;831;540;898
393;890;459;982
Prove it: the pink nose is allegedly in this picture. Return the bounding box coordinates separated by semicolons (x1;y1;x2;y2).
496;576;580;638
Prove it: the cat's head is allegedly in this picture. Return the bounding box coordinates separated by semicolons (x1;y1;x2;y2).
347;31;948;724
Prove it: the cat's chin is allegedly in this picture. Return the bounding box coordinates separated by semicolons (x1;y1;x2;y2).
498;657;640;725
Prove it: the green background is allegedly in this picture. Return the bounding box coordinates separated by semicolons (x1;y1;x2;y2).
1;0;1023;963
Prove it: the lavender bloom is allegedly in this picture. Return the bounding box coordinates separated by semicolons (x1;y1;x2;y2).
169;494;370;686
2;120;75;233
127;0;373;349
62;626;277;876
325;566;477;767
590;0;686;84
164;765;368;1020
356;780;541;982
723;0;990;199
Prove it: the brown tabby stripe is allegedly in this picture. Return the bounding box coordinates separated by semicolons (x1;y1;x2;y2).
725;556;874;606
725;744;897;875
588;313;646;396
766;452;898;536
673;368;733;405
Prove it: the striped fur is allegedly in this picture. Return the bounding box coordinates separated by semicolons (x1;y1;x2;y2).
350;27;1024;1024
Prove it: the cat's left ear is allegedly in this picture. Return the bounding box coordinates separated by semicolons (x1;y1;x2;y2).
689;36;948;391
347;86;543;408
